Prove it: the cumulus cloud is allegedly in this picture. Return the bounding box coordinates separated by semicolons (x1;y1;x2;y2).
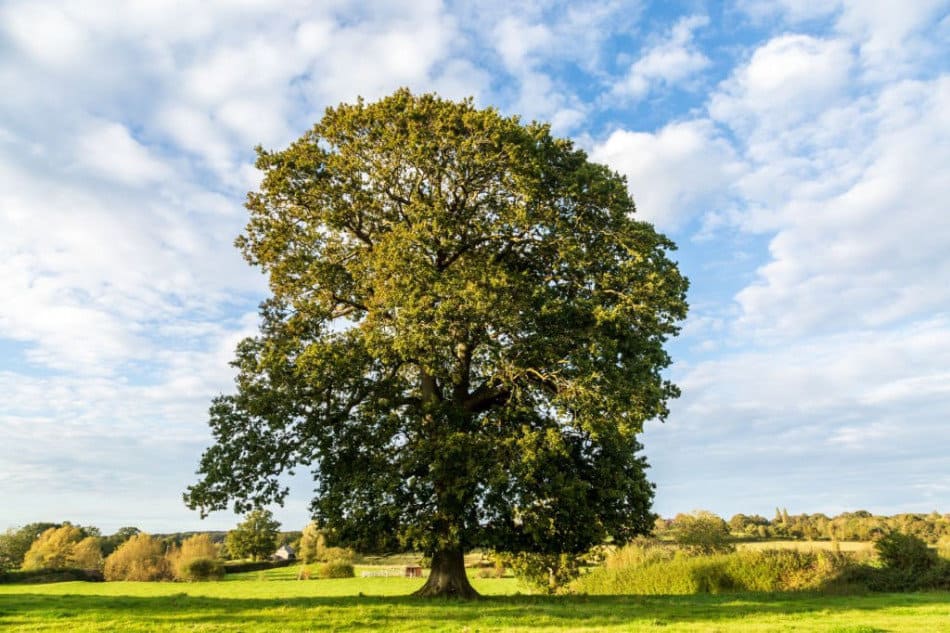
625;4;950;516
646;317;950;515
75;122;174;185
614;14;711;101
1;0;948;529
723;70;950;337
590;119;741;230
709;34;854;137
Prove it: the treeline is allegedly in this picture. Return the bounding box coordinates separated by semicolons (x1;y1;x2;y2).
655;509;950;544
0;510;302;575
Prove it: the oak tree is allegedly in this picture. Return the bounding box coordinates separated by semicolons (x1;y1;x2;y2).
185;89;689;598
224;509;280;561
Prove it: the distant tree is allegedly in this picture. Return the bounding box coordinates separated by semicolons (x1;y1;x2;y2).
670;511;733;554
225;510;280;561
298;522;328;564
0;523;58;571
69;537;104;570
184;90;689;598
101;527;141;557
103;533;171;581
728;514;751;535
166;533;220;580
21;525;85;570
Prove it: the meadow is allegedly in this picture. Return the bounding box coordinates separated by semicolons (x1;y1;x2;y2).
1;565;949;632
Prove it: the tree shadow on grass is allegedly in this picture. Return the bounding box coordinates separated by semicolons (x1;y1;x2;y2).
1;591;947;630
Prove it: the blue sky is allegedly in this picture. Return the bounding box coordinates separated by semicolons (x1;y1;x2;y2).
1;0;948;534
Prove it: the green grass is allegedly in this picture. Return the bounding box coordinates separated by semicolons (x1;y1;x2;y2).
0;566;948;631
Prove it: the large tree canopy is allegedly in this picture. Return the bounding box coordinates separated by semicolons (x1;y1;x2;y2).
185;89;689;597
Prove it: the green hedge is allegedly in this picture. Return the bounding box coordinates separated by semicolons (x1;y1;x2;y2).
180;558;225;581
223;559;294;574
316;561;355;579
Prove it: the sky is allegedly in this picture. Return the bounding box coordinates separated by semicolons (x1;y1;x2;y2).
1;0;948;534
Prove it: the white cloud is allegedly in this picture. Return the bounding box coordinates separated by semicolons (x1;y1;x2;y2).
590;119;741;229
0;0;947;529
733;76;950;337
0;2;89;67
737;0;947;78
645;317;950;514
615;14;711;100
76;122;173;185
709;34;853;135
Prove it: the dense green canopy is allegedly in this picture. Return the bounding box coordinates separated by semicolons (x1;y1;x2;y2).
185;89;688;596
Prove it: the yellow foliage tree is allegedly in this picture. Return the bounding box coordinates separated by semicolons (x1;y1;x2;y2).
103;533;171;581
21;525;85;570
68;537;103;570
298;523;327;564
166;534;219;580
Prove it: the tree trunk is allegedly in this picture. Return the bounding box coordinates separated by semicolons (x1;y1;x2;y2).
412;547;479;599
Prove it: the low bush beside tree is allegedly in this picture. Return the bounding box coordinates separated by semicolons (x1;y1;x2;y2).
166;534;221;581
179;557;225;581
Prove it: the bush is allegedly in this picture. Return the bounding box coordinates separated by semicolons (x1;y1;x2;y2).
103;533;171;581
874;531;936;572
0;568;103;584
316;561;354;578
937;536;950;560
604;539;674;570
508;552;580;594
223;559;294;574
167;534;220;580
179;557;224;581
319;546;355;564
571;547;853;595
841;532;950;592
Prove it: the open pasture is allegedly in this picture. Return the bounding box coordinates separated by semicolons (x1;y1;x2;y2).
1;568;948;632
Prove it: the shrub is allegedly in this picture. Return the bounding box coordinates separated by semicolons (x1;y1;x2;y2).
179;557;224;581
319;546;355;564
604;539;674;570
571;548;853;595
167;534;220;580
508;552;580;594
0;568;104;584
874;531;936;573
316;561;354;578
937;536;950;560
103;533;171;581
841;532;950;592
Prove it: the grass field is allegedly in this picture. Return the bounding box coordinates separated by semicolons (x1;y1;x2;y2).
2;565;949;632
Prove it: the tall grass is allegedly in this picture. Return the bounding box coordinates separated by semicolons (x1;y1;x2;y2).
573;543;854;595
